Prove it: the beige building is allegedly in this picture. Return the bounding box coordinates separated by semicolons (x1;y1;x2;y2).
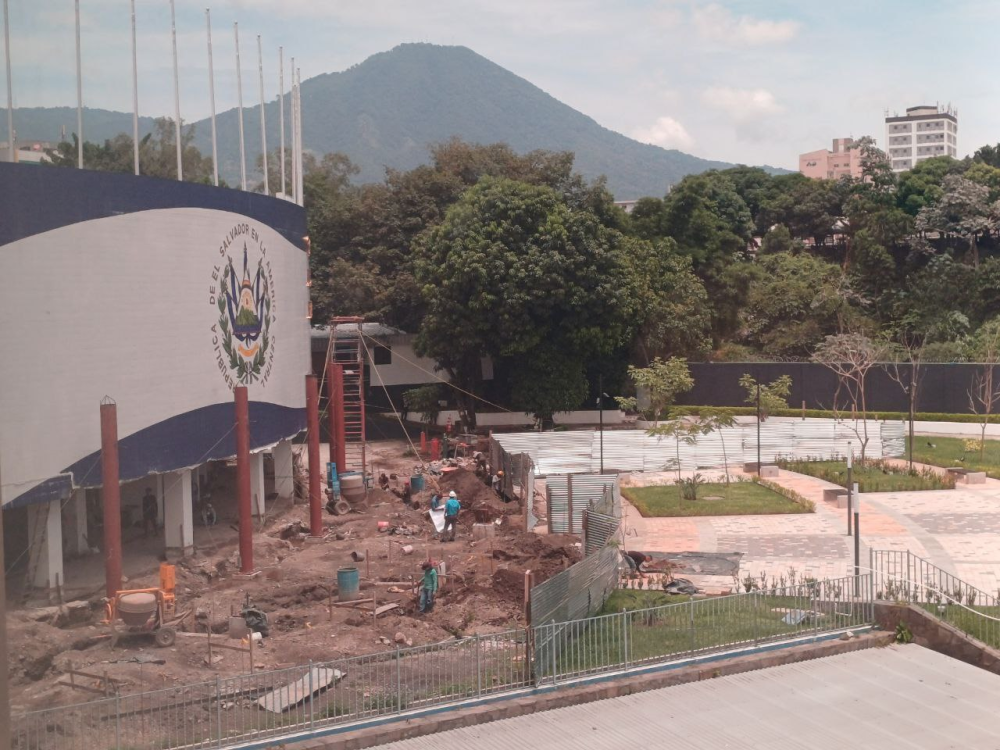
885;104;958;172
798;138;863;180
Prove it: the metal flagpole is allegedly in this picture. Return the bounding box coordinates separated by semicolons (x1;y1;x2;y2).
296;67;303;205
3;0;13;164
74;0;83;168
256;35;268;194
289;56;296;203
169;0;182;181
206;9;218;186
234;22;247;190
278;47;286;197
130;0;139;175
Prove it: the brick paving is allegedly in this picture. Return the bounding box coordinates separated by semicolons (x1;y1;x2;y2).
622;466;1000;595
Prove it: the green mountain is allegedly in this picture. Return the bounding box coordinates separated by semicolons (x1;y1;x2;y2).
198;43;786;198
4;44;789;197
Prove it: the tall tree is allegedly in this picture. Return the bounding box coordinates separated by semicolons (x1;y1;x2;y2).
413;176;639;425
917;174;1000;268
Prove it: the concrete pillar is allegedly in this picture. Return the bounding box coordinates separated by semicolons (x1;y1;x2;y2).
250;452;266;518
235;386;253;574
164;469;194;558
273;440;294;499
28;499;64;590
100;399;122;599
71;488;89;554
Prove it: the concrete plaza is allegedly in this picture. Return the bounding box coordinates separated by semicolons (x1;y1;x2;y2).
622;467;1000;596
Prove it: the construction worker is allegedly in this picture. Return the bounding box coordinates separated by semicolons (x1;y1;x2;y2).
418;560;438;613
444;490;460;541
492;470;504;497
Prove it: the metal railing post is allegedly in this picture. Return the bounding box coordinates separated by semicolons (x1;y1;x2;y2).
216;676;223;748
622;611;630;672
309;660;315;729
476;636;483;697
395;647;402;711
550;623;557;685
752;591;759;645
689;599;696;654
115;692;122;750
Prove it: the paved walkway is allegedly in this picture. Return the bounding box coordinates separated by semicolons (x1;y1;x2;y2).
622;468;1000;596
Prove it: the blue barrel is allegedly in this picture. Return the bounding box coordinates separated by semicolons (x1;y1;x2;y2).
410;474;425;492
337;567;360;602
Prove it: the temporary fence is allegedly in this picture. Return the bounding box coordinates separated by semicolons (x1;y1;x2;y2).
544;474;619;534
870;549;1000;649
493;419;905;476
13;573;874;750
488;438;537;530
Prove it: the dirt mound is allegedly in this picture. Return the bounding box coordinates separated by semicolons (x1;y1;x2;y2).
490;568;527;605
439;468;493;507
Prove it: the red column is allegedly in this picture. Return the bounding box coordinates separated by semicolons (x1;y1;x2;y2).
332;364;347;474
234;386;253;574
431;438;440;462
306;375;323;537
326;369;337;473
100;399;122;599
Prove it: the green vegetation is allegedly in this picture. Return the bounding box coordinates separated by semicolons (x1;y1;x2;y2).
622;481;810;517
777;458;955;492
907;435;1000;479
548;587;870;677
672;406;1000;424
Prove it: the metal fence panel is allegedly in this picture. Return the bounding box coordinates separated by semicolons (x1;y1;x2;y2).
495;420;904;476
545;474;617;534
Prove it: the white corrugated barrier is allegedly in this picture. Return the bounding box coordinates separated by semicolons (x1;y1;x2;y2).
495;419;904;475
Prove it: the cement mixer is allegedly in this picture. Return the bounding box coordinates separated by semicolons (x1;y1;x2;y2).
108;588;177;648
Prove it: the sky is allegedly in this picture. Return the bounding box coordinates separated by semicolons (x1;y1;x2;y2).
6;0;1000;169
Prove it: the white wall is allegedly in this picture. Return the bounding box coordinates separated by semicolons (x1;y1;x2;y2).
0;208;310;506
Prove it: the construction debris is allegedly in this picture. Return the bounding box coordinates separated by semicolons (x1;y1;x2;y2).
257;667;344;713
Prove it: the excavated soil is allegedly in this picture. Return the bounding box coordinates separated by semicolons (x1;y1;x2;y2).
5;449;582;713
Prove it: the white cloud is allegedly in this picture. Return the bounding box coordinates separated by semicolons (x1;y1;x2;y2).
693;4;799;45
632;116;694;150
701;86;783;120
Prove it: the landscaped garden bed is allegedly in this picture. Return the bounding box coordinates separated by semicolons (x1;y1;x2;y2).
777;457;955;492
907;436;1000;480
622;478;812;517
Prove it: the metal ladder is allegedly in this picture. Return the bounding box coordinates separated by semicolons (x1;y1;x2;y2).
331;317;366;475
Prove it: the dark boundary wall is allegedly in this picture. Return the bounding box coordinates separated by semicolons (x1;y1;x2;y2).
677;363;999;415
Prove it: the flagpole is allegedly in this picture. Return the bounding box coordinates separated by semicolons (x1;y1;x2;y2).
256;35;268;195
289;55;296;203
3;0;13;164
278;47;285;198
296;67;303;206
169;0;182;181
130;0;139;175
206;8;218;187
74;0;83;168
234;22;246;191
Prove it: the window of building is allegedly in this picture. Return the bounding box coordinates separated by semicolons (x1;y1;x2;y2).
372;345;392;365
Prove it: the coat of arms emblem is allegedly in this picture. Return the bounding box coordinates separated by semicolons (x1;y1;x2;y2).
217;243;272;385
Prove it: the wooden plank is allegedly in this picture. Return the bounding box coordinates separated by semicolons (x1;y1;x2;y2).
374;603;399;616
257;667;343;713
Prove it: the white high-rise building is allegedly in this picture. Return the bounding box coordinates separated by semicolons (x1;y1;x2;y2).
884;104;958;172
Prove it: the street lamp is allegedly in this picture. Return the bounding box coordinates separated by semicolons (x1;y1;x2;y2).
846;441;853;536
853;481;861;578
597;374;609;474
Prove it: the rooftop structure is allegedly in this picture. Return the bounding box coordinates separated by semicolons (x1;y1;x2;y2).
885;104;958;172
799;137;863;180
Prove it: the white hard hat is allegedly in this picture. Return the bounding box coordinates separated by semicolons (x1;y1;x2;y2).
449;490;456;498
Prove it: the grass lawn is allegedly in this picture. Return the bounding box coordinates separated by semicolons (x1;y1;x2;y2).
622;481;809;517
777;458;954;492
544;587;870;679
907;435;1000;479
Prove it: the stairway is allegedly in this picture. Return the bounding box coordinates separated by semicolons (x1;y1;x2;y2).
331;317;366;475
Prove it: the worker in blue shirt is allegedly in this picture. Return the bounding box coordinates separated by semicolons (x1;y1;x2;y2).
444;490;461;541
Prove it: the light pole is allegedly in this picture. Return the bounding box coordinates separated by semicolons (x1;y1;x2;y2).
755;380;761;473
853;481;861;578
846;441;853;536
597;375;609;474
